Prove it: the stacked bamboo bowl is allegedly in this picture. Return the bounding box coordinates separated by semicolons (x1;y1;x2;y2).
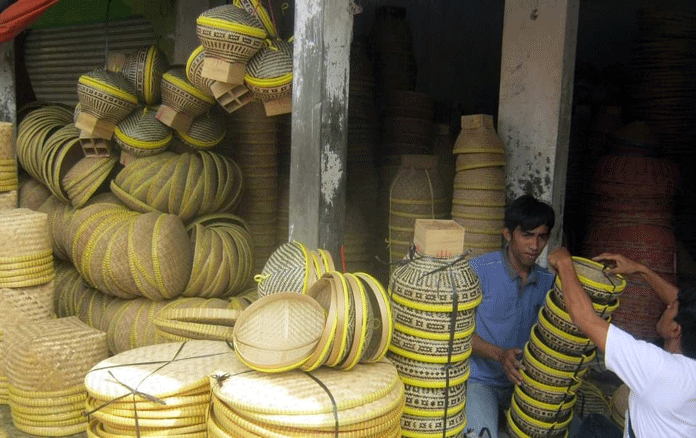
63;202;193;300
17;106;118;207
4;316;108;436
110;150;243;223
386;252;482;438
184;213;255;298
84;340;238;438
507;257;625;438
450;114;506;257
388;155;448;267
235;269;392;373
53;261;256;354
0;122;18;209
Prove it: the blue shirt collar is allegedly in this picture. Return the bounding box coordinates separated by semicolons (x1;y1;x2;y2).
500;248;538;285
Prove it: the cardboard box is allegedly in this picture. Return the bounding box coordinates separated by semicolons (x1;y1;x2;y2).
413;219;466;258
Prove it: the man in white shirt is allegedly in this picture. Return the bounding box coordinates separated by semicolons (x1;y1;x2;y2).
548;250;696;438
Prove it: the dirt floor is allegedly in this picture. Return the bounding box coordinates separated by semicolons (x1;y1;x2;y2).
0;405;86;438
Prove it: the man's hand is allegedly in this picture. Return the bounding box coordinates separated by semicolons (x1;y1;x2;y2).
547;247;572;271
592;253;643;276
500;348;525;385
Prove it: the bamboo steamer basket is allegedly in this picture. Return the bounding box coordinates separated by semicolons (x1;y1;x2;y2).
391;298;476;340
389;327;473;364
536;310;595;356
196;4;268;82
400;408;466;438
174;111;226;150
386;351;470;388
157;68;216;132
519;369;581;405
513;384;576;424
389;253;482;312
403;382;466;418
452;114;504;154
508;395;571;438
553;256;626;304
245;39;293;115
186;45;215;96
528;325;596;373
76;70;139;139
114;106;173;157
108;45;170;105
522;342;587;388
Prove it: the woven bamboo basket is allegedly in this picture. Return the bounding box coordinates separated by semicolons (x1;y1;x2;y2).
513;384;576;424
114;106;173;157
186;45;215;96
554;256;626;304
455;151;506;172
157;68;216;132
403;382;466;418
389;253;482;311
256;241;311;297
519;369;582;406
573;380;611;420
245;39;293;115
528;325;597;373
508;395;572;438
0;208;54;288
389;327;473;364
76;70;138;139
174;111;226;150
196;4;267;82
386;351;470;389
522;342;587;388
400;408;466;438
18;177;51;210
536;310;595;356
452;114;505;154
391;298;476;341
108;45;170;105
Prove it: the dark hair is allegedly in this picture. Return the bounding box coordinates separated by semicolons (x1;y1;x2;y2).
504;195;555;232
675;287;696;360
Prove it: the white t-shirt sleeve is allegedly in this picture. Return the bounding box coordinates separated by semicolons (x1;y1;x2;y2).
605;324;664;397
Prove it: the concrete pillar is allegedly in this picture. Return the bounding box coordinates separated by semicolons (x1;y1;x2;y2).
289;0;354;258
0;42;15;125
498;0;579;256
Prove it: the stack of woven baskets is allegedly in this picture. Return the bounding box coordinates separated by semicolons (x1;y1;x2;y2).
0;122;17;208
17;106;119;208
3;316;108;436
386;252;482;438
507;257;625;438
53;261;255;354
0;209;57;405
210;358;405;437
236;268;392;373
582;154;678;341
84;340;237;437
388;155;448;267
450;114;506;257
221;101;281;274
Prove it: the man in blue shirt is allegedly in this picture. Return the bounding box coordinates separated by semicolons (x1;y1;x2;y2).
465;194;556;437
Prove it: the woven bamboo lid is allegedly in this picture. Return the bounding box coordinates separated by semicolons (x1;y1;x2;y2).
233;292;326;372
354;272;392;363
160;68;215;116
85;340;240;401
257;241;311;297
